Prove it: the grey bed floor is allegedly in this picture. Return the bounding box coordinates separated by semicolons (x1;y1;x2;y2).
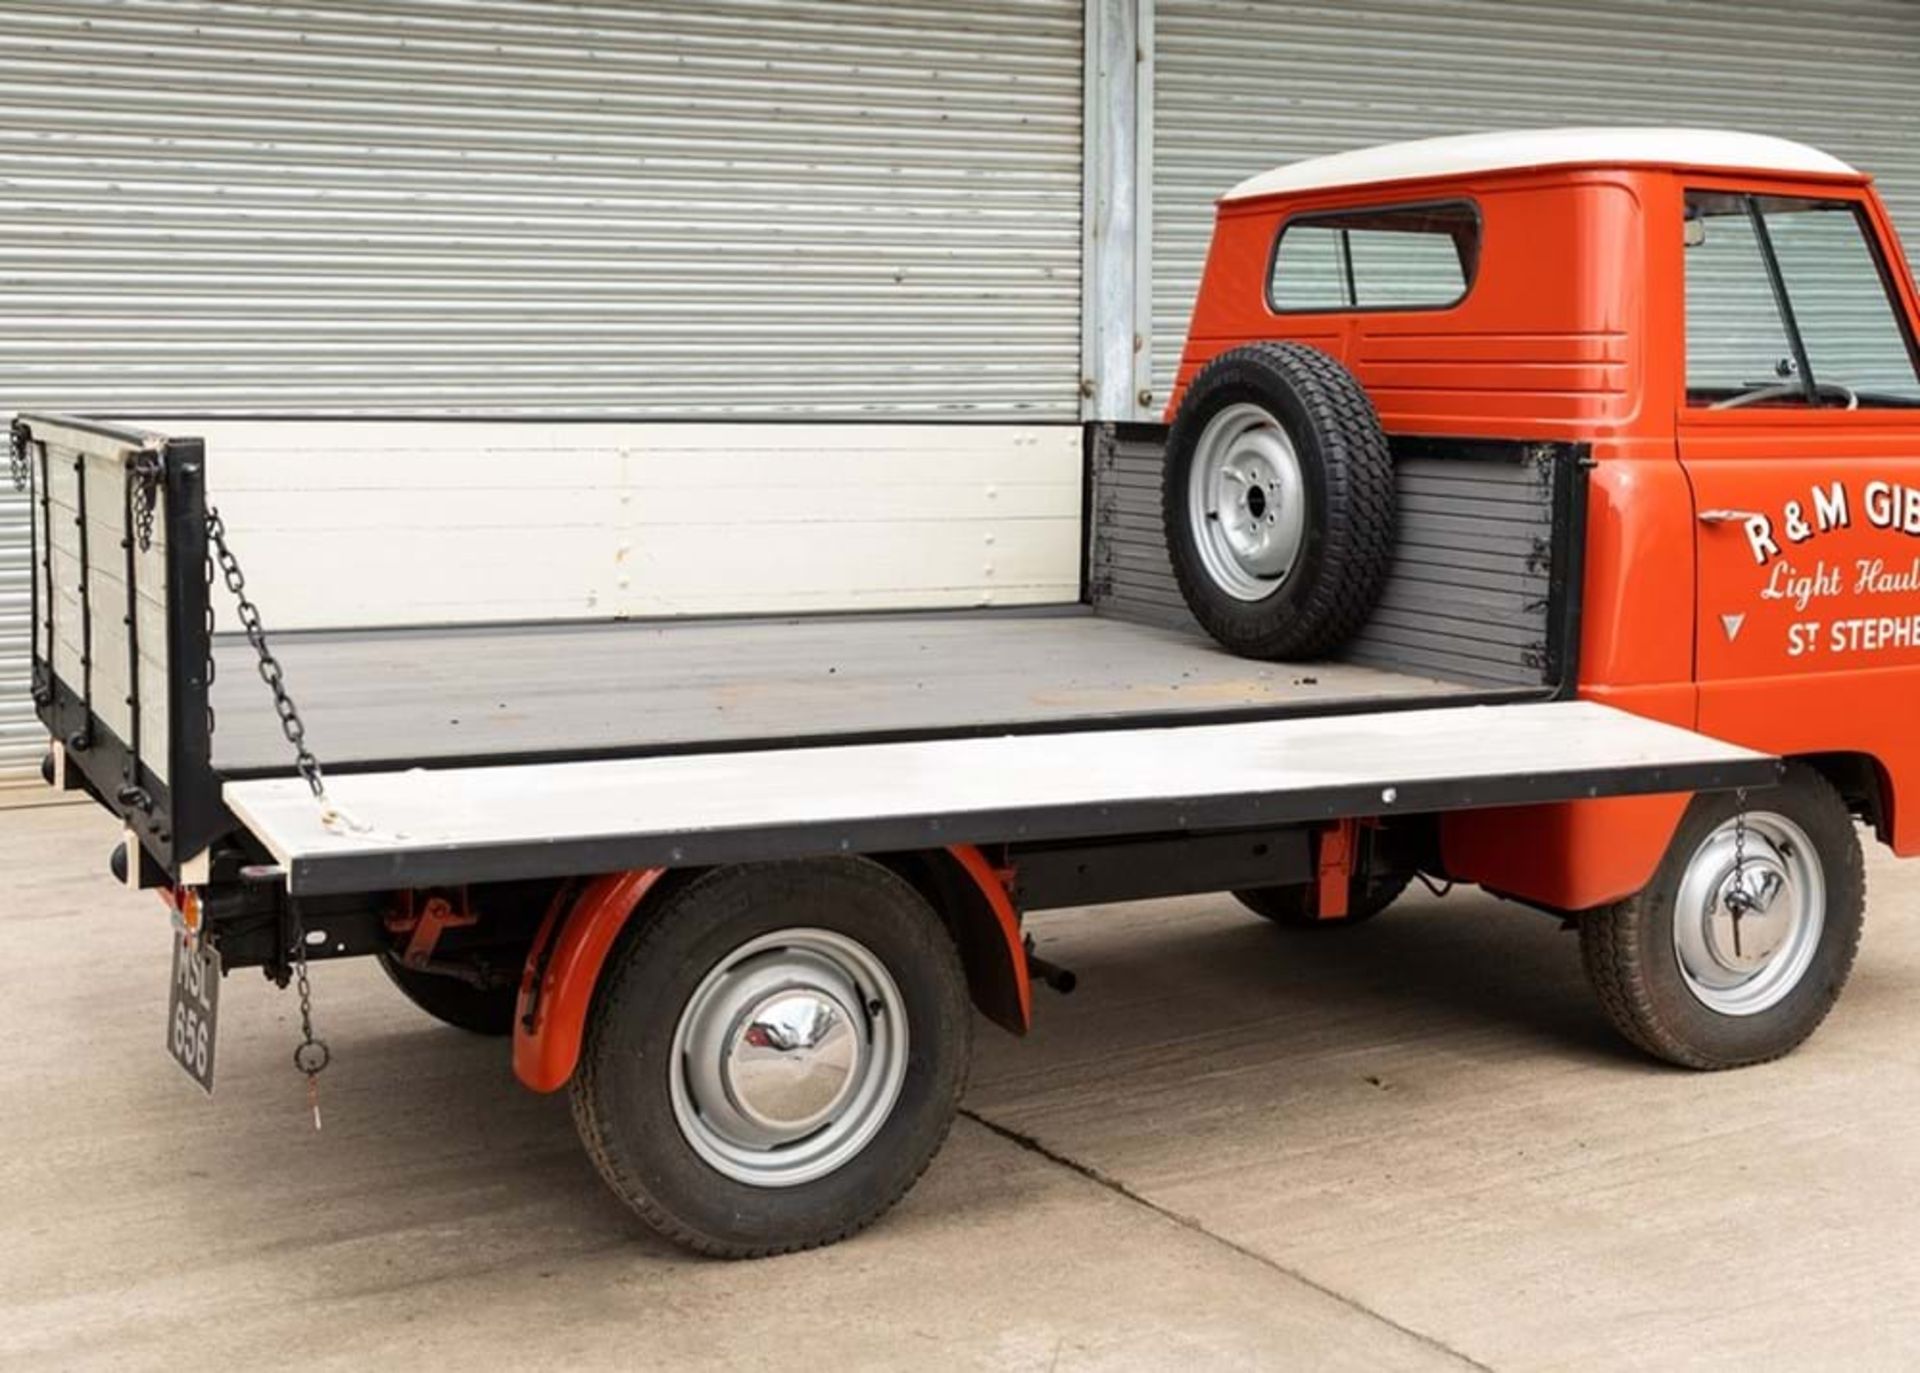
208;607;1484;774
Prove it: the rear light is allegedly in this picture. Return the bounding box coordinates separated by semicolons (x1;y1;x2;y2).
156;885;202;934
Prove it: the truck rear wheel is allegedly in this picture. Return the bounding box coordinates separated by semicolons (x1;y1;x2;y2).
1163;342;1394;660
377;952;519;1036
570;859;973;1258
1579;765;1864;1070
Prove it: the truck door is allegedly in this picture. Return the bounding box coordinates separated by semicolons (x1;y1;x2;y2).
1676;187;1920;749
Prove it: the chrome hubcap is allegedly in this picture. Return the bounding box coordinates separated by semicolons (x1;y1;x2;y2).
671;928;907;1188
1188;401;1307;601
1672;812;1824;1016
726;988;864;1132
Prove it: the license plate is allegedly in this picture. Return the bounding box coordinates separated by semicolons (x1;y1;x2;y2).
167;931;221;1094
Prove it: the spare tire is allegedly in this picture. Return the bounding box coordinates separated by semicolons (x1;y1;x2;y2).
1163;342;1394;659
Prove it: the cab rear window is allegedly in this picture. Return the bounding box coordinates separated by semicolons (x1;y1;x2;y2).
1267;201;1479;313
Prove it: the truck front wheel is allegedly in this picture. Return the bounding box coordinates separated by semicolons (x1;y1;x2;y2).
1579;765;1864;1070
570;858;973;1258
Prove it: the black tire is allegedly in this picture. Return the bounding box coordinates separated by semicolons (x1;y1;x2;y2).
1579;764;1865;1070
1234;872;1410;928
377;952;519;1036
1163;342;1394;660
570;859;973;1258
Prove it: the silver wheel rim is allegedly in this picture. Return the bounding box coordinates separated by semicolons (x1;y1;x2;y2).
1187;401;1308;602
1672;812;1825;1017
670;927;908;1188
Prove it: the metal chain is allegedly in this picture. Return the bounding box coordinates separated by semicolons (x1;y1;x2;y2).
203;506;338;1129
204;506;331;805
289;908;331;1132
1726;786;1754;927
130;449;162;553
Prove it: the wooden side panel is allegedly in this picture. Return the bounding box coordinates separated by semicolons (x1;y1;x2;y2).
41;433;173;783
154;421;1084;629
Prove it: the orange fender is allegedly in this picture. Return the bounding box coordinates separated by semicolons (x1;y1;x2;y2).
946;844;1032;1034
1439;680;1700;913
513;869;666;1093
1440;791;1691;913
512;846;1027;1094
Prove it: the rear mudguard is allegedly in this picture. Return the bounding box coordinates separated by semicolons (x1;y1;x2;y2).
512;846;1028;1093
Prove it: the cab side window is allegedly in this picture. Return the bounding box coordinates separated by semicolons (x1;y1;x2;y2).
1684;191;1920;408
1269;202;1478;312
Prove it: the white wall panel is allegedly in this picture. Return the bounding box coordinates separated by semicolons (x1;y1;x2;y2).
1151;0;1920;399
171;422;1083;628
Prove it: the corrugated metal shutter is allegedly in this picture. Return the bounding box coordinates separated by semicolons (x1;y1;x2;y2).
0;0;1083;417
1152;0;1920;400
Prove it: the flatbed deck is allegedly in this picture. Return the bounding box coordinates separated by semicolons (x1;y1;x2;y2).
211;606;1777;897
225;700;1776;896
209;608;1491;775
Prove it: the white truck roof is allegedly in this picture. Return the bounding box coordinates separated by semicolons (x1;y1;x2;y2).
1224;128;1860;202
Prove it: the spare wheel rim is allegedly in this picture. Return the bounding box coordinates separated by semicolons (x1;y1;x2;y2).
1188;401;1308;602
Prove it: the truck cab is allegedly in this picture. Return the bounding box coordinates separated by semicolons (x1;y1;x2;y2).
1170;128;1920;910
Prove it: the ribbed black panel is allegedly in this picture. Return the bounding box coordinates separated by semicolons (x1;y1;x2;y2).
1089;426;1557;687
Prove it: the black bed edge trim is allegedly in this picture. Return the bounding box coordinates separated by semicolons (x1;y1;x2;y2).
281;753;1781;897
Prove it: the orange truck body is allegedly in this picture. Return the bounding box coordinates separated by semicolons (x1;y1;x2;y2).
1171;157;1920;910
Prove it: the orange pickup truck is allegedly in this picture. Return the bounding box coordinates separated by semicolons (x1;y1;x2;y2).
15;128;1915;1256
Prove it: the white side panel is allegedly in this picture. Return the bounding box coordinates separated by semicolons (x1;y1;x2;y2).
173;421;1083;629
34;424;172;783
1151;0;1920;397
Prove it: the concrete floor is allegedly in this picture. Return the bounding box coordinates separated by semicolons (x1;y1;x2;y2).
5;801;1919;1371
